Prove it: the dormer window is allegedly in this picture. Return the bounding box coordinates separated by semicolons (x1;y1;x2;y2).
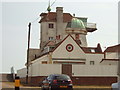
49;46;55;51
91;49;95;53
48;23;54;28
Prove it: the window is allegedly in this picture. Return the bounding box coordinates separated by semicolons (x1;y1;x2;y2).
91;49;95;53
48;23;54;28
90;61;95;65
75;34;80;40
49;37;54;40
66;44;74;52
49;46;55;51
42;61;47;64
56;35;61;40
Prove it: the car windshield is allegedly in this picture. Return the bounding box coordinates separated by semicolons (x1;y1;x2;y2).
54;75;70;80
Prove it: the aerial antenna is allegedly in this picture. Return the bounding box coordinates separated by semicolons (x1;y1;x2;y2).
47;0;51;12
50;0;57;7
30;0;57;23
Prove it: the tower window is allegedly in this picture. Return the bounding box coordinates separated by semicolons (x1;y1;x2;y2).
75;34;80;40
56;35;61;40
48;23;54;28
49;37;54;40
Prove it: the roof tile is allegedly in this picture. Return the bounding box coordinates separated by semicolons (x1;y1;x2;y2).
39;12;72;23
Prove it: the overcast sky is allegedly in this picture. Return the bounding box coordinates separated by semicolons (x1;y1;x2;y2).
1;0;119;73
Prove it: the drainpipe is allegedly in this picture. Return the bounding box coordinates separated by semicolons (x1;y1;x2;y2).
49;52;52;64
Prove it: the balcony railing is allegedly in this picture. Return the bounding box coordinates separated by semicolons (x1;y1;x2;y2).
86;23;96;29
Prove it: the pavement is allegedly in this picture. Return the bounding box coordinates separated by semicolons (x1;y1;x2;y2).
1;82;112;90
1;82;40;88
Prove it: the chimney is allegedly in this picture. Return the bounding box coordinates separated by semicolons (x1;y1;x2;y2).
56;7;63;23
97;43;102;52
56;7;63;39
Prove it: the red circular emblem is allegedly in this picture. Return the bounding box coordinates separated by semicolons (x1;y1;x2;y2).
66;44;74;52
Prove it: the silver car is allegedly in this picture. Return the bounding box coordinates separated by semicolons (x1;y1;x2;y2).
111;81;120;90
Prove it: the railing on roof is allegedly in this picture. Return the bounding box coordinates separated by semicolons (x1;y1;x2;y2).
86;23;96;29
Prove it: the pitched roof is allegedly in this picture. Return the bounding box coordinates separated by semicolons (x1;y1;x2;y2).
81;43;103;53
32;35;103;61
100;59;119;63
45;41;56;46
39;12;72;23
104;44;120;52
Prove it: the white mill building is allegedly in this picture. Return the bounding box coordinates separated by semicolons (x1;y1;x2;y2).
17;7;119;86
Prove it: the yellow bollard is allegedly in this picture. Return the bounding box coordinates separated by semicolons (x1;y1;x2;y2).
15;76;20;90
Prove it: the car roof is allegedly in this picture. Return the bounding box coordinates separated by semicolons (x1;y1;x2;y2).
49;74;69;76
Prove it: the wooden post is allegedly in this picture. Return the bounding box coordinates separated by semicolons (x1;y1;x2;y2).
26;22;31;84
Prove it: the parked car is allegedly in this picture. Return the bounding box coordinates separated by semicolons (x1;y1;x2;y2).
111;81;120;90
41;74;73;90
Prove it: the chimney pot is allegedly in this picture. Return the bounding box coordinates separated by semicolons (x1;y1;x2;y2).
56;7;63;11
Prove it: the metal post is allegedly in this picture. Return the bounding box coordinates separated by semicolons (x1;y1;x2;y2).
15;76;20;90
26;22;31;84
118;2;120;81
118;51;120;81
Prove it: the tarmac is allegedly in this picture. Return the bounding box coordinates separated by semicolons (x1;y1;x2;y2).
1;82;112;90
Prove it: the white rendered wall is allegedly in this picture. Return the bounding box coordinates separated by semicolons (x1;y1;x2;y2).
100;61;118;65
17;64;117;77
72;65;117;77
52;36;86;59
106;52;118;59
86;54;104;65
32;54;48;64
17;68;27;78
29;64;61;76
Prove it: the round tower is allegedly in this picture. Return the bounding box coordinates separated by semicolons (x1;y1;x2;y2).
66;17;88;47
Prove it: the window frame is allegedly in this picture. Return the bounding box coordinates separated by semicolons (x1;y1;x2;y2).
48;23;54;28
49;37;54;41
90;61;95;65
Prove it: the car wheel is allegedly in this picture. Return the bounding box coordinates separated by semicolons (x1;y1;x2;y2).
69;88;73;90
41;88;45;90
48;86;52;90
49;86;55;90
41;86;46;90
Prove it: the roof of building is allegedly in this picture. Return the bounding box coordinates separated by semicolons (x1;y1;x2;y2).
100;59;119;63
104;44;120;52
81;43;103;53
45;41;56;46
66;17;86;29
39;12;97;32
39;12;72;23
32;34;103;61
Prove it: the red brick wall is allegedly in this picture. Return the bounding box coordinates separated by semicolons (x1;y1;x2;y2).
20;76;117;86
71;76;117;86
20;76;46;86
1;74;14;82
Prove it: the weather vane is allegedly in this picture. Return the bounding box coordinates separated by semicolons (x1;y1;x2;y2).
47;0;51;12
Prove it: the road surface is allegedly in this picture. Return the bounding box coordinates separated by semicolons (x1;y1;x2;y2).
1;82;112;90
